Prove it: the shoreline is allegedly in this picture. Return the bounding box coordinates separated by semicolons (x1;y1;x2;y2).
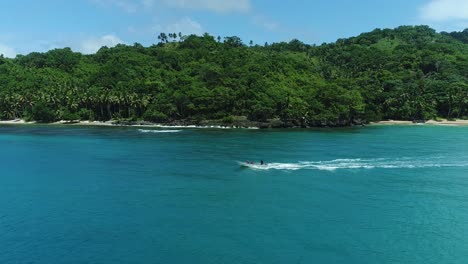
0;119;261;129
371;119;468;126
1;119;467;129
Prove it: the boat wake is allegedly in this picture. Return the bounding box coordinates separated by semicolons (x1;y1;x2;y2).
138;129;182;133
239;157;468;171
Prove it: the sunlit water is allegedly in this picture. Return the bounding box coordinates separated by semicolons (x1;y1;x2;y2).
1;125;467;263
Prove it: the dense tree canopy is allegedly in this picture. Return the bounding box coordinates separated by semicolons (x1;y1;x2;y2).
0;26;467;126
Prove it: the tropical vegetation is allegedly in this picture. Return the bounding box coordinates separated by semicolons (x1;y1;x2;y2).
0;26;467;126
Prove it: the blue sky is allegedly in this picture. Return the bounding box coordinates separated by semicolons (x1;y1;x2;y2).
1;0;468;57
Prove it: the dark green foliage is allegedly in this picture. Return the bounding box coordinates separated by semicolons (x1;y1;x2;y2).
60;109;80;121
221;115;235;124
1;26;468;125
143;105;168;122
30;103;56;123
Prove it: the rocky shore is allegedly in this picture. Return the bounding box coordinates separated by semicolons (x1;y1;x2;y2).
110;117;367;129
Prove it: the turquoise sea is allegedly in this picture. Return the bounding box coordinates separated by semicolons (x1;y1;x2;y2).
1;125;467;264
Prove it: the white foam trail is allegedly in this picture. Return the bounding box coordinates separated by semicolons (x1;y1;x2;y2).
138;129;182;133
239;158;468;171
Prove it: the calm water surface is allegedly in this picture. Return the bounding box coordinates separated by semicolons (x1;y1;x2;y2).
1;125;467;264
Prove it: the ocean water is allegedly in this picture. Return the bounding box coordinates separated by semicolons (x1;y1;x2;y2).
1;125;467;264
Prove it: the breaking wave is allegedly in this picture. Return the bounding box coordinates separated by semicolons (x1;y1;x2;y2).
138;129;182;133
239;157;468;171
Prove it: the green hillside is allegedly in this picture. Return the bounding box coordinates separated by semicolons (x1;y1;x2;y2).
0;26;467;126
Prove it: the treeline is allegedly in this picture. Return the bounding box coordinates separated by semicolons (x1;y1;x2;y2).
0;25;467;126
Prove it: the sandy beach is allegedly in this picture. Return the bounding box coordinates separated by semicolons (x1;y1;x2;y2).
0;119;258;129
1;119;467;128
0;119;35;125
0;119;142;127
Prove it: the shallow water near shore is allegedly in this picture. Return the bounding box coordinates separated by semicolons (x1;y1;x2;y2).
1;125;468;264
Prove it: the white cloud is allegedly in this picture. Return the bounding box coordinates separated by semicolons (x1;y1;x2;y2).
91;0;252;13
163;0;251;13
149;17;204;36
79;35;124;54
0;43;16;58
90;0;141;13
166;17;204;35
252;15;280;32
420;0;468;21
142;0;155;8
